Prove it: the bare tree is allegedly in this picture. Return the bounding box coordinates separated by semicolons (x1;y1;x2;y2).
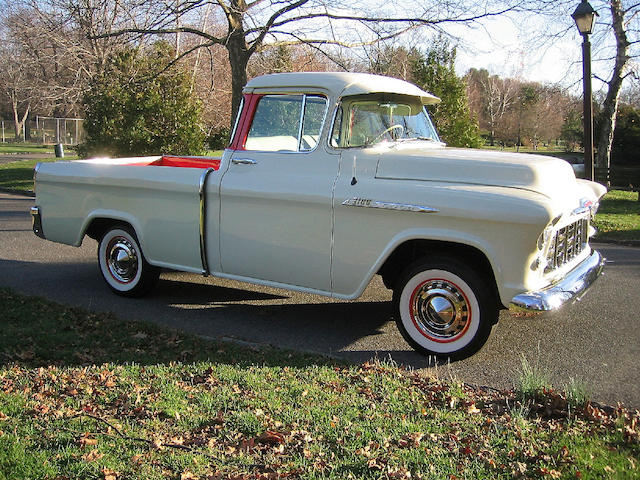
595;0;631;169
521;0;640;168
79;0;522;127
0;12;47;139
0;42;33;140
11;0;143;110
528;85;569;149
466;68;518;146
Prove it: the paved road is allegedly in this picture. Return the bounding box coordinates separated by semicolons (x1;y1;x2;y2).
1;192;639;407
0;152;54;165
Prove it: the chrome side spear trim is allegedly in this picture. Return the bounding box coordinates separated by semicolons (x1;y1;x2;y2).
342;197;439;213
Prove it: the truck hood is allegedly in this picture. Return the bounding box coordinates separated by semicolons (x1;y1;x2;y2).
374;146;578;199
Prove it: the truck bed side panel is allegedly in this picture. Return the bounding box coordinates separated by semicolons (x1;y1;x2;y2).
36;162;219;272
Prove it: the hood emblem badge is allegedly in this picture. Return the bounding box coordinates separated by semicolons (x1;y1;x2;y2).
572;198;597;219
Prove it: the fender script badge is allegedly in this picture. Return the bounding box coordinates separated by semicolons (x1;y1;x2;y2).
342;198;439;213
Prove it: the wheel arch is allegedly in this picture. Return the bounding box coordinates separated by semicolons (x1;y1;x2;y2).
82;211;143;244
377;238;501;309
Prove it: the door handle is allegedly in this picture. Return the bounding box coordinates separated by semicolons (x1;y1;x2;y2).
232;158;257;165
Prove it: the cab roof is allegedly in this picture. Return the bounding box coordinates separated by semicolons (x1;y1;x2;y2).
243;72;440;105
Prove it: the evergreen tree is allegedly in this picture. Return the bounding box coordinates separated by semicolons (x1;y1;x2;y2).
410;39;482;148
610;104;640;165
80;42;205;157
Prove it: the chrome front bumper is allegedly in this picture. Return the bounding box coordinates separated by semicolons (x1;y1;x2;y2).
30;206;45;239
509;250;604;314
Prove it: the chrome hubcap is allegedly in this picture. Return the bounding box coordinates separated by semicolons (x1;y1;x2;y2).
107;238;138;283
410;280;470;341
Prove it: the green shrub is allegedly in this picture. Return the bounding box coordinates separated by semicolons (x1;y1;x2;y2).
79;42;205;157
207;127;230;151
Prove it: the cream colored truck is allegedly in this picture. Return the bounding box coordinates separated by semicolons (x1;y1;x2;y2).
31;72;606;358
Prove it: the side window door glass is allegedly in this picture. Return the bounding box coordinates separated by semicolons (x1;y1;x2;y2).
300;96;327;151
245;94;327;152
246;95;302;151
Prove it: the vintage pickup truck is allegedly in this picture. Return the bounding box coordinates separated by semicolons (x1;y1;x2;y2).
31;72;606;358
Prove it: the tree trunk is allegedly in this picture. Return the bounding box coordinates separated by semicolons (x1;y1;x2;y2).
11;100;30;142
228;45;249;132
595;0;629;170
226;1;251;132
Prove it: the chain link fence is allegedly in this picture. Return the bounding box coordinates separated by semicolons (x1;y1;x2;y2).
1;117;85;145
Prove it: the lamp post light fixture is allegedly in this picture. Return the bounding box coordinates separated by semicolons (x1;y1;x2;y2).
572;0;598;181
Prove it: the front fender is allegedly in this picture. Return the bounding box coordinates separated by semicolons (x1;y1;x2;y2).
332;227;501;301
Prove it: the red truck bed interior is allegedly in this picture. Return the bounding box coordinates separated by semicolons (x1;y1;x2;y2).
124;156;221;170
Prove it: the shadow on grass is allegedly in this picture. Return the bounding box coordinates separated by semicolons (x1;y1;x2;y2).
0;280;437;371
598;196;640;215
0;167;37;192
0;258;444;371
0;286;357;370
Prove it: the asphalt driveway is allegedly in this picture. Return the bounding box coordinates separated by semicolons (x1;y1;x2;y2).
1;191;639;407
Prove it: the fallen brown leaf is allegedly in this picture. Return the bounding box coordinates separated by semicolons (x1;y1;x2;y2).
257;430;285;445
77;434;98;447
467;403;481;414
102;468;118;480
82;449;104;462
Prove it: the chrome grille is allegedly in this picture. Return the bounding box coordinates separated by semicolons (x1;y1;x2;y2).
544;217;589;274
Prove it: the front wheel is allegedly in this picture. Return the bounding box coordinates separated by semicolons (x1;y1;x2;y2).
98;225;159;297
393;257;498;359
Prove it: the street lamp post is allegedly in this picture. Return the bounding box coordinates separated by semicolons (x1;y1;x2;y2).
572;1;598;182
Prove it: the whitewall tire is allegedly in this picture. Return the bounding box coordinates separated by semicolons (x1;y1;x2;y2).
98;225;159;297
393;257;497;359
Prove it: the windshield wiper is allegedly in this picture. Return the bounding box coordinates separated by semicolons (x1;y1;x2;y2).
391;136;438;143
415;136;438;142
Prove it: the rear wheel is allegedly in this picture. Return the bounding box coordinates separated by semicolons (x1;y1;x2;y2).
98;225;159;297
393;257;497;359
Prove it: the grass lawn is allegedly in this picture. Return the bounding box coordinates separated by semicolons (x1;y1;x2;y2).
0;288;638;479
593;190;640;243
0;158;60;194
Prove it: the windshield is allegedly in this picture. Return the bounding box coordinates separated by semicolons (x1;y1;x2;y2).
330;97;440;148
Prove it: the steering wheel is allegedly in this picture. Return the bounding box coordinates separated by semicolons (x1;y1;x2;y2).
372;124;405;144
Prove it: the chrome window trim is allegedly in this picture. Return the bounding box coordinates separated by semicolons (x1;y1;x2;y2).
296;95;307;152
327;103;342;150
229;98;244;148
